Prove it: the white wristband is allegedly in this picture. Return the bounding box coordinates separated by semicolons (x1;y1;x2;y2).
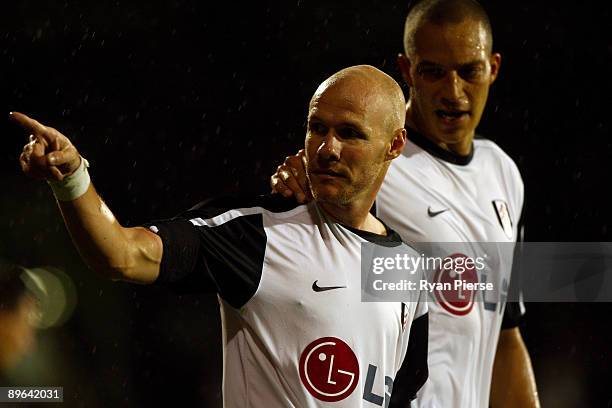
48;157;91;201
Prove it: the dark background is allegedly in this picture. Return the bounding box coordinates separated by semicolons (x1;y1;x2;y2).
1;1;611;407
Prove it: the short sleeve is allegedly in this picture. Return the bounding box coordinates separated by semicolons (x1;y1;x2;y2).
145;196;268;309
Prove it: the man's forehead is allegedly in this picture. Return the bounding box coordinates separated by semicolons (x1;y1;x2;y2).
414;20;490;63
309;95;380;134
309;91;369;121
309;102;368;128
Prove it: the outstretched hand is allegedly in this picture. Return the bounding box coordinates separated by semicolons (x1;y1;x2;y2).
10;112;81;181
270;149;311;204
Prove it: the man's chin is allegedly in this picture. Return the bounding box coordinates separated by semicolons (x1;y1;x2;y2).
432;121;474;143
311;186;351;206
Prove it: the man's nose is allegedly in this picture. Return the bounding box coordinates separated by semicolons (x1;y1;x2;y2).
440;71;468;108
317;131;342;161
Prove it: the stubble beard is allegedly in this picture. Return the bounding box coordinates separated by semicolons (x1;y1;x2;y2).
310;164;382;208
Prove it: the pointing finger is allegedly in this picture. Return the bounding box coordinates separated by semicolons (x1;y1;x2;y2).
10;112;59;147
9;112;47;136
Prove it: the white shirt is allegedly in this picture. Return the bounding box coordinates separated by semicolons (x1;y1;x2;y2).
376;131;524;408
149;195;429;407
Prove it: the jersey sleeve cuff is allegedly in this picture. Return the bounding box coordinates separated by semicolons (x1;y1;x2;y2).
145;218;200;285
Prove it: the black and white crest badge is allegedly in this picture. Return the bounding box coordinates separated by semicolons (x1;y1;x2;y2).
492;200;513;240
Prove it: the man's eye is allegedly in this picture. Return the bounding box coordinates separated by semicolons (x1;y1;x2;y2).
309;122;327;134
337;127;363;139
459;67;484;81
419;67;446;80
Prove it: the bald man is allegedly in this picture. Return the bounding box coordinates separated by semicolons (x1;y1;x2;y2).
12;65;428;407
271;1;539;407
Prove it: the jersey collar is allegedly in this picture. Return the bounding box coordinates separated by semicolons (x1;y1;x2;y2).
341;223;404;247
407;127;474;166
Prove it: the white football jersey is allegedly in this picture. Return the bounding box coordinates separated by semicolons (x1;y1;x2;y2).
148;195;429;407
375;130;524;408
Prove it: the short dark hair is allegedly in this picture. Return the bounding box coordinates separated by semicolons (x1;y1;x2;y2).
0;262;28;312
403;0;493;58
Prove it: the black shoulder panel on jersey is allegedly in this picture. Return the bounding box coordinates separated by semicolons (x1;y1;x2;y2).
147;194;283;308
389;312;429;406
196;212;266;309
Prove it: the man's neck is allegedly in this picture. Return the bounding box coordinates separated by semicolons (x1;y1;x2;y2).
431;134;473;156
405;105;474;156
318;201;387;235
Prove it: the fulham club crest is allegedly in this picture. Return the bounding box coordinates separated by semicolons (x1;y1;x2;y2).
492;200;513;239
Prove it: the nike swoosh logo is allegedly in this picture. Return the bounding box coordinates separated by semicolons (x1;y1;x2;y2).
312;280;347;292
428;206;449;217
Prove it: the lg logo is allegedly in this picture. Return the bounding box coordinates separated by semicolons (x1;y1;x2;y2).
433;253;479;316
299;337;393;406
299;336;358;401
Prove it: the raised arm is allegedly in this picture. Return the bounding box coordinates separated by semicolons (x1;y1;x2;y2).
11;112;162;284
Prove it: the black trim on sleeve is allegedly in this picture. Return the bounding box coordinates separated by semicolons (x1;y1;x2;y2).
389;312;429;406
504;200;526;329
146;194;281;308
517;191;526;243
502;302;523;329
146;218;202;286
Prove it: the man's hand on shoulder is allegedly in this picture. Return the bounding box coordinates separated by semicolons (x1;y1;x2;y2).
270;149;311;204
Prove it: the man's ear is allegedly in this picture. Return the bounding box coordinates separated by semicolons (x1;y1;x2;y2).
397;53;414;87
387;128;407;160
489;52;502;85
